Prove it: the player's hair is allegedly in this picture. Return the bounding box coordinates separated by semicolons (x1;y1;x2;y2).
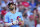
8;2;16;11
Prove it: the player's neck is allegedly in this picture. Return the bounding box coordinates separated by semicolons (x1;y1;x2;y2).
10;10;16;14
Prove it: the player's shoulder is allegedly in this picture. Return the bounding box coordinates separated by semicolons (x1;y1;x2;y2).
5;12;10;16
16;12;22;15
16;12;22;14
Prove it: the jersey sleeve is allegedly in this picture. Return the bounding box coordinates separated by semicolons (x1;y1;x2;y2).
4;14;9;23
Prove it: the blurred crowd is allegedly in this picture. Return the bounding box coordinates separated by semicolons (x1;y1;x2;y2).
0;0;40;27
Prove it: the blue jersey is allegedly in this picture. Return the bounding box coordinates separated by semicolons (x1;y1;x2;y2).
4;12;23;27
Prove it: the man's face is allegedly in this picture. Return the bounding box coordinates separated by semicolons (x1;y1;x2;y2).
10;4;13;8
10;4;16;10
19;5;24;9
29;15;34;20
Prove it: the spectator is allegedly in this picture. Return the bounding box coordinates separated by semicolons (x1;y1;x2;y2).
23;14;28;27
19;5;25;13
1;0;9;7
25;15;35;27
37;3;40;18
1;7;8;20
30;0;36;11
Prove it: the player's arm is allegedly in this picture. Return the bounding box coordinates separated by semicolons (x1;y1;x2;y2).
4;22;17;26
4;14;13;27
4;14;21;27
4;14;16;27
20;21;24;26
4;23;13;26
18;13;24;26
18;19;24;26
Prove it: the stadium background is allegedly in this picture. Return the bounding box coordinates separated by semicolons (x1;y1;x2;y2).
0;0;40;27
